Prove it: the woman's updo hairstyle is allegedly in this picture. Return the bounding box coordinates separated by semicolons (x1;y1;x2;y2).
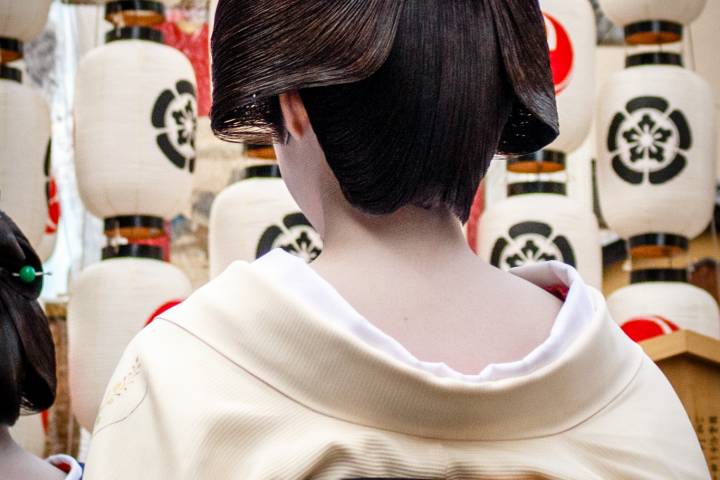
0;210;56;426
211;0;558;221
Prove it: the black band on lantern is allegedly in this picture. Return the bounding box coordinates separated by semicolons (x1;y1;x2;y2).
104;215;165;233
629;233;689;251
105;26;164;44
0;64;21;83
0;37;23;62
507;181;566;197
506;150;566;174
626;52;683;68
630;268;688;284
243;164;282;179
624;21;683;45
102;244;164;261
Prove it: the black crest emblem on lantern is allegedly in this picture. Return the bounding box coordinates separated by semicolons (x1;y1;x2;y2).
607;96;691;185
151;80;197;173
256;212;322;261
490;221;575;270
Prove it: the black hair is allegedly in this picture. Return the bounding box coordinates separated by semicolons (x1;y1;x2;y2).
211;0;558;221
0;210;56;426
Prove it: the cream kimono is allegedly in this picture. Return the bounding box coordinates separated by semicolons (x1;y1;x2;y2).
84;254;708;479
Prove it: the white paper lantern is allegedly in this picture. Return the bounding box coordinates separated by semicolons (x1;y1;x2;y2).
596;54;716;252
599;0;707;44
0;67;50;249
10;413;46;457
67;246;192;430
37;185;60;262
0;0;52;42
74;28;197;233
540;0;596;154
477;183;602;288
209;165;323;278
37;147;61;262
608;269;720;339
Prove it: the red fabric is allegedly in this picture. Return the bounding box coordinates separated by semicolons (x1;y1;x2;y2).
130;220;171;261
41;410;49;433
132;235;171;262
145;300;184;327
466;182;485;253
159;21;210;116
544;284;569;302
621;316;679;343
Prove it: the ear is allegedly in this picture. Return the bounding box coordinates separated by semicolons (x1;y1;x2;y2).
278;90;311;140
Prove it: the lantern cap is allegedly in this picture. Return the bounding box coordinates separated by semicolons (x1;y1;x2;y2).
105;26;163;44
105;0;165;27
0;64;22;83
630;268;688;284
628;233;689;258
104;215;165;240
0;37;23;64
102;243;164;261
626;52;683;68
243;164;282;180
507;181;566;197
506;150;566;174
624;21;683;45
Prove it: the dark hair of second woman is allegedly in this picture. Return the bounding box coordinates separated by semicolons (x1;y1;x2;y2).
0;210;56;427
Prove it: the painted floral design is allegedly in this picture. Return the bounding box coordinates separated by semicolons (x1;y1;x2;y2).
622;113;673;163
256;213;323;262
491;221;575;270
607;96;691;185
152;80;197;173
504;238;559;268
172;99;197;150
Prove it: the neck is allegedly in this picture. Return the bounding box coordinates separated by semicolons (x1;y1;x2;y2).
320;203;474;266
0;424;66;480
0;425;17;452
0;424;25;465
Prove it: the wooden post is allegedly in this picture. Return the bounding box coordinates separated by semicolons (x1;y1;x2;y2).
641;330;720;478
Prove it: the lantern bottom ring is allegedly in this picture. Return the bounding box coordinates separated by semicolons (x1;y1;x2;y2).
624;20;683;46
104;215;165;241
629;233;689;259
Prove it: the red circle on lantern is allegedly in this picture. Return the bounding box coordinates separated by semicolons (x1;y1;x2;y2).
45;177;61;235
544;13;574;95
621;315;679;343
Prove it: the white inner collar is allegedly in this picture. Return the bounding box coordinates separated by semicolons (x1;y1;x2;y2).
251;249;597;383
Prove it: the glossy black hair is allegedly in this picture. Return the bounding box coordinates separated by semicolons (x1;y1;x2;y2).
0;211;56;426
211;0;558;221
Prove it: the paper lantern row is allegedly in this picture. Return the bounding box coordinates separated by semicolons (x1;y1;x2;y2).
74;26;197;238
209;164;323;278
596;53;716;257
540;0;596;156
0;65;50;249
477;182;602;289
0;0;52;61
598;0;707;44
609;268;720;340
68;245;192;431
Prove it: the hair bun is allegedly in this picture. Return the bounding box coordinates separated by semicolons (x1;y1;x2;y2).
0;210;44;300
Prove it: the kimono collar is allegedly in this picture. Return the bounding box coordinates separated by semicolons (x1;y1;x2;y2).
160;260;643;441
